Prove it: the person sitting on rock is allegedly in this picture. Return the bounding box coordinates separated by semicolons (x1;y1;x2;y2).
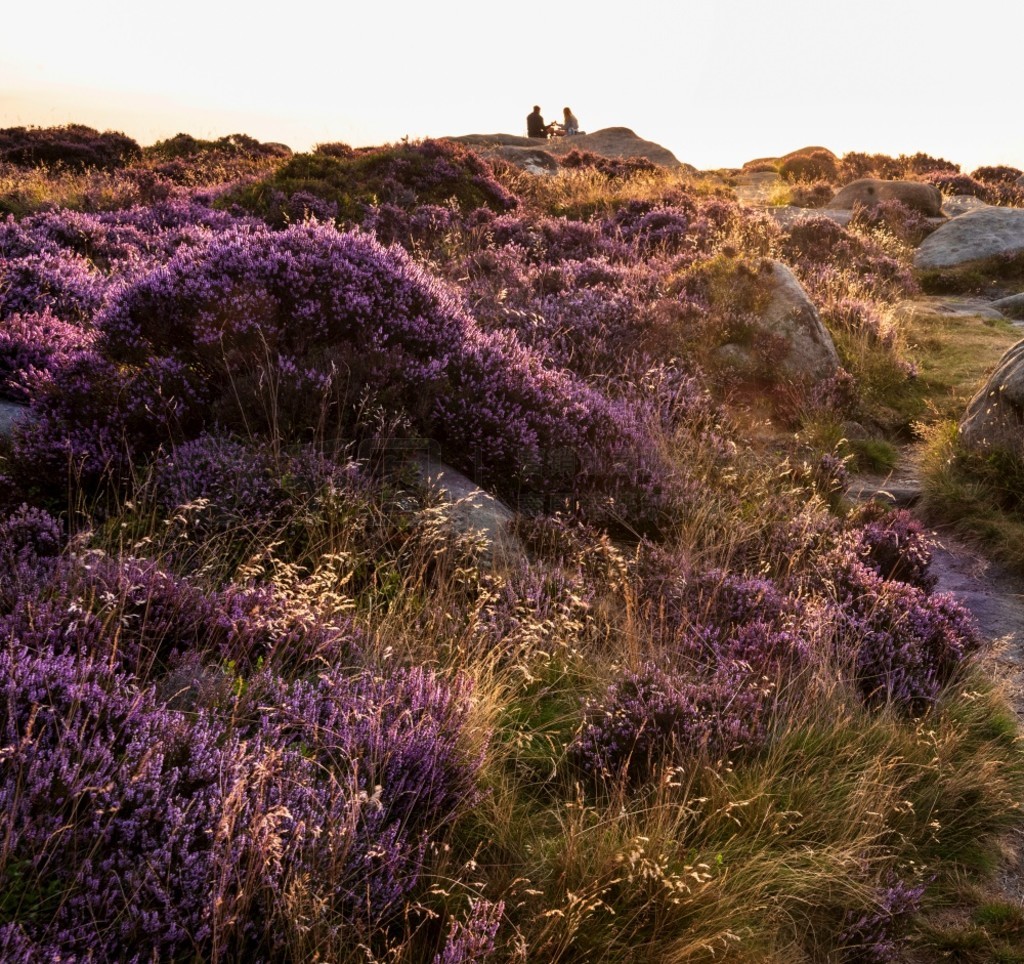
527;106;551;139
562;107;580;136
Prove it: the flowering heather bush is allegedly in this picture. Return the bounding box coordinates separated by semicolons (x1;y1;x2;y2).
971;164;1023;185
840;152;959;181
782;217;916;301
363;201;458;250
558;149;659;178
0;548;357;678
0;124;141;171
1;200;257;274
313;141;357;159
225;139;517;226
805;367;861;418
836;876;926;963
10;349;207;489
571;662;771;784
821;297;898;350
849;503;937;591
154;432;284;519
920;169;991;200
480;212;617;264
0;310;95;401
603;193;742;262
822;540;980;710
0;247;109;324
0;643;236;959
850;199;937;247
0;505;63;587
434;899;505;964
229;666;488;941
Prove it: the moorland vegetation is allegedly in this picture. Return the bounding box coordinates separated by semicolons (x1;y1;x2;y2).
1;125;1024;961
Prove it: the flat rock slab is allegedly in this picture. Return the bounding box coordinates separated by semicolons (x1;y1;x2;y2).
915;206;1024;270
846;475;921;508
929;536;1023;647
893;295;1008;323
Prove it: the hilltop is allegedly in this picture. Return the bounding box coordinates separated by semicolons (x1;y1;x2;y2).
1;124;1024;962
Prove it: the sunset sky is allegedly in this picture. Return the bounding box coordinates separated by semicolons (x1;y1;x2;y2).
3;0;1021;172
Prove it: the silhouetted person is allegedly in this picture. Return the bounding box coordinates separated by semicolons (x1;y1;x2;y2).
527;106;550;139
562;107;579;135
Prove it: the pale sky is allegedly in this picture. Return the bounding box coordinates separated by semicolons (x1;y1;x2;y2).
2;0;1022;173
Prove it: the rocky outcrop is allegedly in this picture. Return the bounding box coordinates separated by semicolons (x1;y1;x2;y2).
716;261;841;381
489;146;560;175
915;206;1024;270
827;179;943;216
449;128;689;172
993;293;1024;320
958;338;1024;458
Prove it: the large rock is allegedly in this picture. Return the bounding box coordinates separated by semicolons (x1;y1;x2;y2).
958;338;1024;458
449;128;689;171
915;206;1024;270
487;146;559;175
413;458;521;566
827;179;943;216
942;195;991;218
992;293;1024;321
717;261;841;381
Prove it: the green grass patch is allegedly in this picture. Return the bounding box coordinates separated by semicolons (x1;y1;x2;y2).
901;301;1020;421
919;421;1024;574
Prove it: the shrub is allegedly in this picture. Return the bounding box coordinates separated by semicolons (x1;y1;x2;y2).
782;217;917;301
850;199;937;246
95;221;653;502
850;502;937;591
0;643;237;958
788;180;835;208
970;164;1023;185
822;542;980;710
223;139;517;226
146;132;291;161
571;662;771;785
0;124;141;171
0;247;108;325
238;666;488;946
559;149;659;178
0;310;94;401
779;151;839;184
920;170;990;200
836;876;925;963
